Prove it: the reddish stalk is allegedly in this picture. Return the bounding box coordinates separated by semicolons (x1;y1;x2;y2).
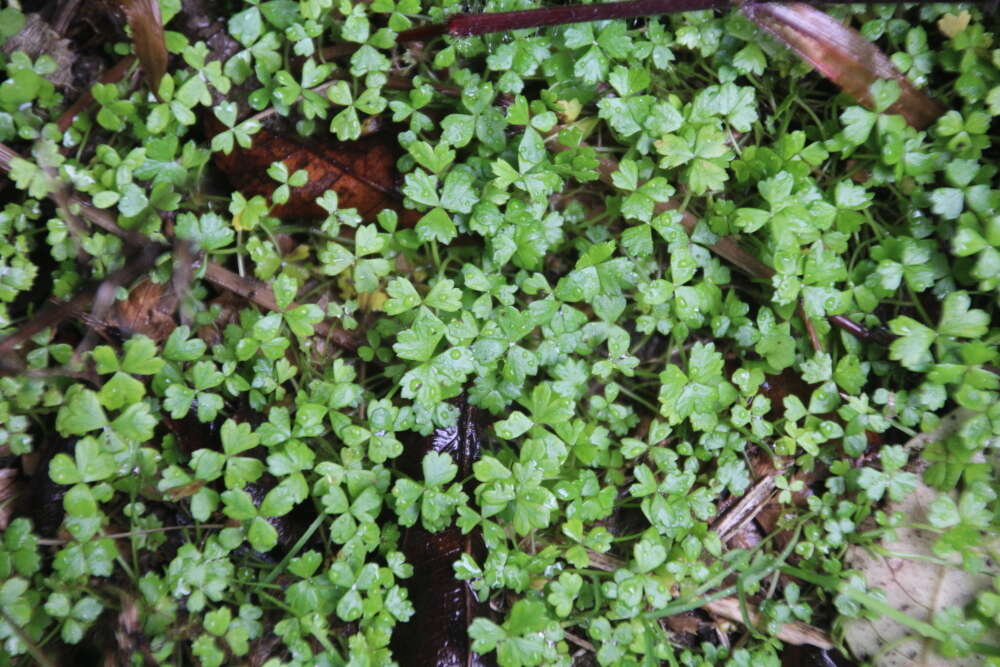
399;0;727;41
828;314;893;345
396;0;944;42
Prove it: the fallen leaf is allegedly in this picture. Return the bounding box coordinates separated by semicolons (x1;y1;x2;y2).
1;14;76;91
743;2;945;130
844;480;999;665
85;278;178;343
114;0;167;93
212;123;406;221
0;468;20;530
394;398;496;667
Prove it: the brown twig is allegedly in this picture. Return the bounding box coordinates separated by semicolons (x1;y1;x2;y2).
711;474;779;544
800;306;824;353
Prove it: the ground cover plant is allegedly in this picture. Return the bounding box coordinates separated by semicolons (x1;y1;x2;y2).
0;0;999;665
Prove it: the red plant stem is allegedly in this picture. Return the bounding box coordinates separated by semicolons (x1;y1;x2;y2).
396;0;954;42
451;0;725;36
828;314;893;345
398;0;726;41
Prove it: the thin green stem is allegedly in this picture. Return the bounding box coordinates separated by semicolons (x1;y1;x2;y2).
0;609;57;667
261;513;327;586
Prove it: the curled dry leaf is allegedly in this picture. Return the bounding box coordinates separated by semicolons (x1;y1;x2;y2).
844;480;1000;666
113;0;167;93
742;2;945;130
102;278;178;343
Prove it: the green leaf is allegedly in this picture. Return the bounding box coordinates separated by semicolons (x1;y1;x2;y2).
248;516;278;551
119;335;163;375
176;212;234;251
90;346;120;374
56;386;108;436
221;419;259;456
495;411;533;440
424;278;461;312
221;489;257;520
285;303;324;337
634;538;667;573
621;225;653;257
229;7;263;46
190;361;225;391
354;224;385;256
393;308;445;362
385;277;421;315
422;451;458;486
938;291;989;338
888;316;936;370
272;273;298;311
97;371;146;410
416;207;457;244
49;453;82;485
527;383;574;425
164;326;207;362
112;403;157;441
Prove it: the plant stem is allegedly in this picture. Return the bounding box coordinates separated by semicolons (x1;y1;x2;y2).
0;609;57;667
448;0;727;36
396;0;959;42
261;513;326;586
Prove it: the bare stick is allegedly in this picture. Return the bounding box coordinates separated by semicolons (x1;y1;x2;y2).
712;474;778;543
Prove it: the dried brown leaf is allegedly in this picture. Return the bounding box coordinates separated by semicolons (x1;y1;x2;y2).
212;125;405;221
743;2;945;130
0;468;20;530
104;279;178;342
394;400;496;667
115;0;167;93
